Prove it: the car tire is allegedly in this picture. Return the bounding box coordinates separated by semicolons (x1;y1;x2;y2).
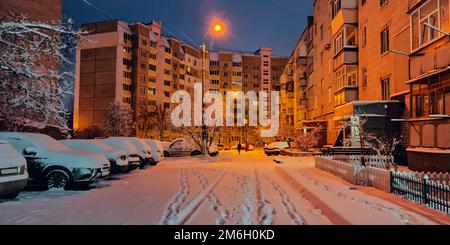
46;169;70;190
0;192;20;199
150;159;158;166
164;151;170;157
191;150;202;156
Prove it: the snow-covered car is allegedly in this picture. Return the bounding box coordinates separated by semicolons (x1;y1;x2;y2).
61;140;129;174
0;141;28;199
106;137;155;167
264;141;289;156
0;133;110;190
164;138;219;157
144;139;164;163
103;138;142;170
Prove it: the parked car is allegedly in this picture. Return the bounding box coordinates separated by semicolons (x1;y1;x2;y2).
0;133;110;190
0;141;28;199
164;138;219;157
264;141;289;156
144;139;164;163
103;138;142;170
61;140;129;174
106;137;155;167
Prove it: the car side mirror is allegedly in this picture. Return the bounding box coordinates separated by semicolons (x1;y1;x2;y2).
23;147;37;156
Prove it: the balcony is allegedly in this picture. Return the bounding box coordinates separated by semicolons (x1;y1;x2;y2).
333;49;358;69
331;8;358;36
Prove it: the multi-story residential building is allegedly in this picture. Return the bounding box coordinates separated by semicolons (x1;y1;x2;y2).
281;0;449;172
405;0;449;172
0;0;61;22
74;19;287;145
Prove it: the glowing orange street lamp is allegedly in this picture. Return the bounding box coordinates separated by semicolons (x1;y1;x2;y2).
200;20;226;155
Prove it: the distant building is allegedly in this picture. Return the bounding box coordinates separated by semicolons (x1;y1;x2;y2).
73;20;288;145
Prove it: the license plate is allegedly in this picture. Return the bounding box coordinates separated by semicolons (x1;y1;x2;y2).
1;168;18;175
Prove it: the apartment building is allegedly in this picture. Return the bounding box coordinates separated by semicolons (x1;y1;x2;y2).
74;19;287;145
281;0;449;171
405;0;449;172
0;0;61;22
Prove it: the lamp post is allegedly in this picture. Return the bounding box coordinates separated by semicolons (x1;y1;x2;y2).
200;22;224;156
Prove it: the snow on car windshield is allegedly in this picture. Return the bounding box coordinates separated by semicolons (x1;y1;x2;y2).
0;142;20;158
27;134;70;151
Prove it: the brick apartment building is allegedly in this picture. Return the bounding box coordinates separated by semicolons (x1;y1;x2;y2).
280;0;449;172
0;0;61;22
73;20;287;146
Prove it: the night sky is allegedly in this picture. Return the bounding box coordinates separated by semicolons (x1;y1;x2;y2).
63;0;313;56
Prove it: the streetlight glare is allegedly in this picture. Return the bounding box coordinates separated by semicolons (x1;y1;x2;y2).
214;24;222;32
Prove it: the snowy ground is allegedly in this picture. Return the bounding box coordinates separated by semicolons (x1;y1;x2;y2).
0;151;444;225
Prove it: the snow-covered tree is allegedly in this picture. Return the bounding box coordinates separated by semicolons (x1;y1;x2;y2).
293;126;322;152
0;14;86;131
104;102;136;137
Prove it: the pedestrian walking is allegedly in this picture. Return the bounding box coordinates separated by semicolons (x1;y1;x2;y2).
244;143;249;152
237;143;242;155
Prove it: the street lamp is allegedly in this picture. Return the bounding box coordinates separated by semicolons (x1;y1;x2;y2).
200;21;225;155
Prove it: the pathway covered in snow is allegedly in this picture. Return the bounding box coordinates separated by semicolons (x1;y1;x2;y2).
0;151;441;225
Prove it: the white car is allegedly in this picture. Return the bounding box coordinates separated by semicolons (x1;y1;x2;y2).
0;141;28;199
61;140;129;174
144;139;164;163
106;137;155;167
264;141;290;156
0;133;110;190
103;138;141;170
164;138;219;157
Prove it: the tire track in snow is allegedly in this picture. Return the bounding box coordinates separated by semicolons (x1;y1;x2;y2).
159;169;190;225
193;170;231;225
263;174;307;225
254;169;276;225
163;163;232;225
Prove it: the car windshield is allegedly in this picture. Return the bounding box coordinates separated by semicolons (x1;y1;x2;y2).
27;134;70;152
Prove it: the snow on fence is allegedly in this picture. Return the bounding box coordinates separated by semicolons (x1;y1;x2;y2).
315;156;450;214
391;172;450;214
321;155;394;169
407;172;450;186
315;156;391;192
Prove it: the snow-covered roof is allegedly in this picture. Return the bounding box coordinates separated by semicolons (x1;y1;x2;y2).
209;52;219;61
150;31;158;42
232;53;242;62
163;37;171;48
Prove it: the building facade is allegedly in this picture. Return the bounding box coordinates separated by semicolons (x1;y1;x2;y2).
73;20;287;145
281;0;449;172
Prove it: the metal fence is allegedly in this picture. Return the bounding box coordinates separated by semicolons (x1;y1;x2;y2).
391;171;450;214
315;156;450;214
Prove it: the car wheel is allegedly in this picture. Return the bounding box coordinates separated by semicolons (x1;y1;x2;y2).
46;170;70;190
0;192;20;199
164;151;170;157
191;150;202;156
150;159;158;166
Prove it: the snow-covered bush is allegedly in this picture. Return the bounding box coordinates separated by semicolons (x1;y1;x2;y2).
104;103;136;137
0;14;86;131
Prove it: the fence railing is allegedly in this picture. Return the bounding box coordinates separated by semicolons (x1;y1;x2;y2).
391;171;450;214
315;156;450;214
321;155;394;169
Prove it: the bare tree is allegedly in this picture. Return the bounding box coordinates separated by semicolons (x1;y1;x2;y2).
340;116;401;169
104;102;136;137
174;125;218;156
137;103;168;140
0;14;87;131
293;126;322;152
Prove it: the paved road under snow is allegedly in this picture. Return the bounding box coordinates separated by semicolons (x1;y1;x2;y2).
0;152;440;225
